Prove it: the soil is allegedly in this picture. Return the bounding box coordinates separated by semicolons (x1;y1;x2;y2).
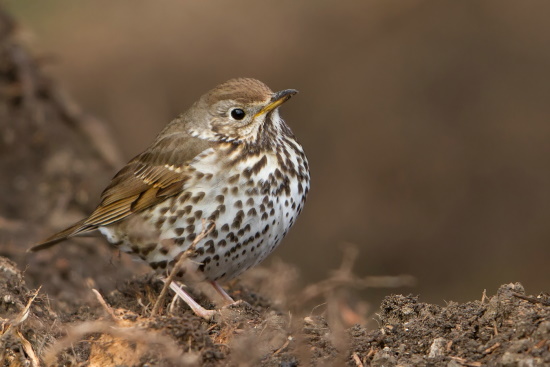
1;254;549;366
0;5;549;367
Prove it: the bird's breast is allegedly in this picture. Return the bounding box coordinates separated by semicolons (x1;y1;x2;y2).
101;140;310;282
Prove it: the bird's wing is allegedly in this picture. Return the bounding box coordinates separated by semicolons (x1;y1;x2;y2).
30;133;213;251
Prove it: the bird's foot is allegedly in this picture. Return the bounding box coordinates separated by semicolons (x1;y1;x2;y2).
168;281;218;320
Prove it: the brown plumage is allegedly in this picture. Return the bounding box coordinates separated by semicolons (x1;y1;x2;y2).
31;78;310;318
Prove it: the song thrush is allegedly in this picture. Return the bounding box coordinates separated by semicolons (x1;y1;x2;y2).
31;78;310;318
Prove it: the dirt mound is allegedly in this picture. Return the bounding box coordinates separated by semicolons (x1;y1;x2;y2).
1;255;548;366
350;283;550;366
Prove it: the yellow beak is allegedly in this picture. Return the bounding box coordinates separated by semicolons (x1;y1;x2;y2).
257;89;298;116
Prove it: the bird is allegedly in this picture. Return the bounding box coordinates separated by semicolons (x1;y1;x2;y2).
30;78;310;318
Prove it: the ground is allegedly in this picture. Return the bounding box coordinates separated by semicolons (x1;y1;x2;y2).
1;253;549;366
0;6;549;367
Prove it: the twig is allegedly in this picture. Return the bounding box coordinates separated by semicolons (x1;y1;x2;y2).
0;287;41;367
300;245;415;303
352;352;364;367
273;336;292;356
481;289;488;304
92;289;118;321
449;356;482;367
511;292;550;306
483;342;500;355
151;219;214;316
16;329;40;367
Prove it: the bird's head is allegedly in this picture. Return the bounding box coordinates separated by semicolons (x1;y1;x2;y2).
183;78;297;145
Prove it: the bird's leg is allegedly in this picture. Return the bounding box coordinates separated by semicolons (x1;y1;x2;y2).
210;281;234;306
167;281;217;320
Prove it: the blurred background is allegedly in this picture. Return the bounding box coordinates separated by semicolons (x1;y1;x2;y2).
5;0;550;306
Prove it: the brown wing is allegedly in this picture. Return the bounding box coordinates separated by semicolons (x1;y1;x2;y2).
30;132;213;251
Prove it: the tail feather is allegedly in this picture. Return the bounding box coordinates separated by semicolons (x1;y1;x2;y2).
29;219;93;252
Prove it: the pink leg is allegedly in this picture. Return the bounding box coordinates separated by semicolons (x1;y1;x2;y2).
167;281;217;320
210;281;234;305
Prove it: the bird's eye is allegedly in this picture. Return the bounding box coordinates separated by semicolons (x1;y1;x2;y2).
230;108;246;120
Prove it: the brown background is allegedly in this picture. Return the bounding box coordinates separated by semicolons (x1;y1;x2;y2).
6;0;550;305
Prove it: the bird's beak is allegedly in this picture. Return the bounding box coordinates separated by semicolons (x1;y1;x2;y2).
257;89;298;116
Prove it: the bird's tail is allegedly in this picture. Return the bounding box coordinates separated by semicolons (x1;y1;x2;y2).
29;219;91;252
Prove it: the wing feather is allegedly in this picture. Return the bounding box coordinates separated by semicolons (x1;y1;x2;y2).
30;130;214;251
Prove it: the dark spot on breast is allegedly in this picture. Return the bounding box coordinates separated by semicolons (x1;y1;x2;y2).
218;239;227;247
231;187;239;195
245;187;259;196
141;243;157;256
215;195;225;204
187;233;197;242
208;210;220;221
234;200;243;209
247;208;257;217
246;198;254;206
261;213;268;221
217;204;226;214
178;192;192;204
183;205;193;215
228;173;240;184
211;229;219;238
252;155;268;174
221;224;229;232
175;228;184;236
186;224;195;233
159;207;169;215
191;192;206;204
205;240;215;254
194;210;203;219
186;217;195;225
